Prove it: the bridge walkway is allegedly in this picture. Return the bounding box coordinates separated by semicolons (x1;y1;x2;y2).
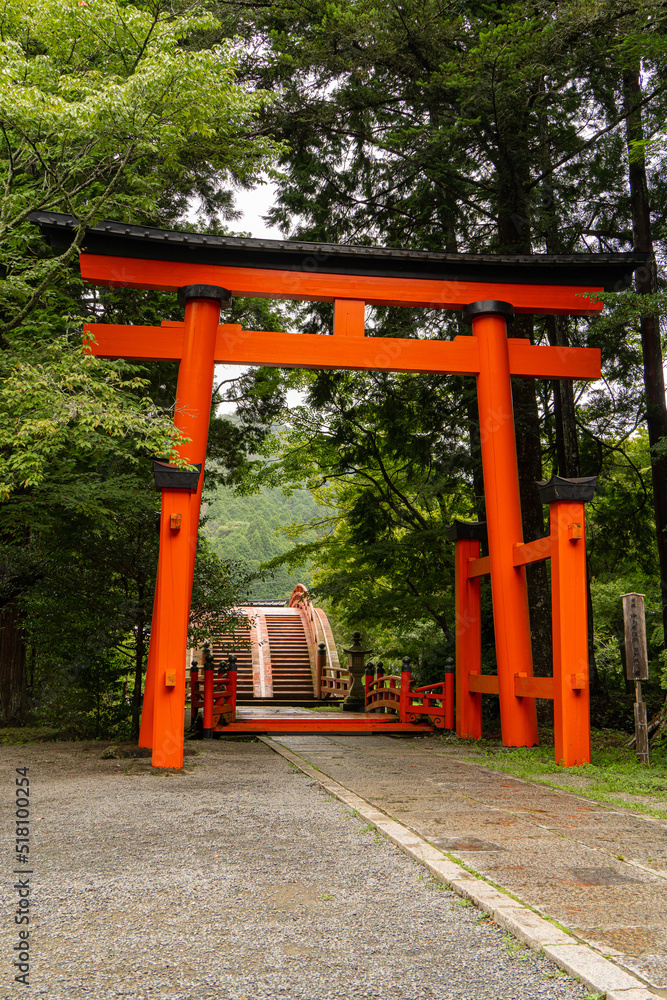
191;585;438;736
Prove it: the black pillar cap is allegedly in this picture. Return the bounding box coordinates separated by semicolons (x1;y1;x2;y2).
446;519;488;543
536;475;598;504
153;460;202;491
462;300;514;322
177;284;232;308
444;657;455;674
365;662;375;676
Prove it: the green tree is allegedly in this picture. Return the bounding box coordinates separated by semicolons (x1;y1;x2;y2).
252;368;478;644
0;0;282;724
12;470;251;738
1;0;280;495
222;0;629;671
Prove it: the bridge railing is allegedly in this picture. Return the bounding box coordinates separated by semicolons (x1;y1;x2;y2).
317;641;350;699
364;657;454;729
365;674;401;713
190;650;237;737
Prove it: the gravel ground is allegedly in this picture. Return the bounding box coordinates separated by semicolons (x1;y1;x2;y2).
1;740;596;1000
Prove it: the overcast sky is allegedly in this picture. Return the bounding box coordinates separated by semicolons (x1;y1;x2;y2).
217;181;305;414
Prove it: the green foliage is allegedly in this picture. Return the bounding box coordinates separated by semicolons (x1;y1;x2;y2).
12;471;252;738
0;0;282;498
0;0;282;729
0;328;183;499
5;0;667;737
202;483;322;599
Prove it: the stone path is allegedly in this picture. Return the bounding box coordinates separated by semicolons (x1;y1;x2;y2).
266;733;667;997
1;739;601;1000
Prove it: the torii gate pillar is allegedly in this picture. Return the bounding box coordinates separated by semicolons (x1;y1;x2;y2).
138;284;230;768
464;300;539;746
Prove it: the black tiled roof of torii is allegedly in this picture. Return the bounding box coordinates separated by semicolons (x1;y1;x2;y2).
29;211;649;291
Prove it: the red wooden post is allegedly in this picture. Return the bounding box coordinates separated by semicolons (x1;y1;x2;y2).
465;300;538;748
364;661;374;710
449;521;484;739
316;641;326;699
148;484;195;765
142;285;230;767
444;657;455;730
399;656;412;722
190;658;200;725
539;478;596;765
203;645;214;739
226;654;238;720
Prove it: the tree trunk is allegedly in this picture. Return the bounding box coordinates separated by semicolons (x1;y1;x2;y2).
465;386;486;524
132;615;146;743
497;170;553;675
0;600;27;726
546;317;581;478
623;67;667;649
512;354;552;677
545;316;598;687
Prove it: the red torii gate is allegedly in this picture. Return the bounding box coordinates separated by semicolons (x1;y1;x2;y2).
31;213;646;769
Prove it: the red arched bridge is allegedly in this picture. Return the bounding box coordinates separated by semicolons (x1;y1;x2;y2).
187;585;452;736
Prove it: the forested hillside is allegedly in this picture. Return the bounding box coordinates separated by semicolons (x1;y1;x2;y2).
202;486;323;599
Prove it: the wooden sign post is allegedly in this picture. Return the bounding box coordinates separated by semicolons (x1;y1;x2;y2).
621;592;650;765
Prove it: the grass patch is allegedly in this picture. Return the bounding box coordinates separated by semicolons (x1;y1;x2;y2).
0;726;78;744
436;728;667;819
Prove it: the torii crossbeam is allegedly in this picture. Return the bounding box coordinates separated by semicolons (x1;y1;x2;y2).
32;212;647;768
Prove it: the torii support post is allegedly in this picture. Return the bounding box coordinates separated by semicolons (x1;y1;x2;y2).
448;520;485;740
538;477;596;766
454;476;597;764
139;284;231;768
464;301;538;747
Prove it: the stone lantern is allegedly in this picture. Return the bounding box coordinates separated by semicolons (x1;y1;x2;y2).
342;631;372;711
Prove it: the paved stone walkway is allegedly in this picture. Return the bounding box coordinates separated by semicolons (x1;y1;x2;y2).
266;734;667;996
1;739;603;1000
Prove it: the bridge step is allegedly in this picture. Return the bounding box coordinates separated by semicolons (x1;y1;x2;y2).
236;698;343;707
264;613;314;700
202;597;342;705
